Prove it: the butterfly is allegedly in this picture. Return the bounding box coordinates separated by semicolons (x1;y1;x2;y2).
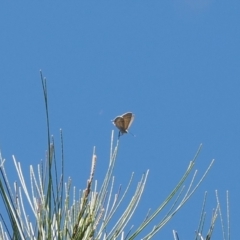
112;112;135;137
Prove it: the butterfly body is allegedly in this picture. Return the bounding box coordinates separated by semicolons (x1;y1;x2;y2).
112;112;135;137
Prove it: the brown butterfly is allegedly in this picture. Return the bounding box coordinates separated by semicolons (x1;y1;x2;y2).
112;112;135;137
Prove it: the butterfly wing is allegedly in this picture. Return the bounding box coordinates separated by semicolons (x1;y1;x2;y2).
113;116;126;133
122;112;134;132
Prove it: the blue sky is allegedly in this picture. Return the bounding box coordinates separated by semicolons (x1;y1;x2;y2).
0;1;239;239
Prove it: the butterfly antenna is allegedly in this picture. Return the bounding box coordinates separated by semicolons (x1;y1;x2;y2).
128;131;136;137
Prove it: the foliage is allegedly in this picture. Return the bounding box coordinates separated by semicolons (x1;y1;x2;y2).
0;72;229;240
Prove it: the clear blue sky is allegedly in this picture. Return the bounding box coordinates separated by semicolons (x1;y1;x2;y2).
0;1;239;239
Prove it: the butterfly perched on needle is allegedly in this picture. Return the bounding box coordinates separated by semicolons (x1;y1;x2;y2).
112;112;135;138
